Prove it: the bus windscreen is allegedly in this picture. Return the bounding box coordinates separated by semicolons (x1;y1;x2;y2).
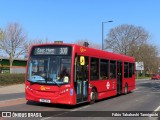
27;46;72;85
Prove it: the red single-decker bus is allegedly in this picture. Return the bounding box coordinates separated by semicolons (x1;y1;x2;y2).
25;43;135;105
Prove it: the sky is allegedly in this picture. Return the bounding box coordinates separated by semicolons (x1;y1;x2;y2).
0;0;160;48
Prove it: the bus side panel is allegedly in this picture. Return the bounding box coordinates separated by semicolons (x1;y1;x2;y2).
122;62;136;94
90;80;117;100
122;76;136;93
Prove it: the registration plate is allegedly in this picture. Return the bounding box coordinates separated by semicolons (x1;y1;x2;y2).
39;99;51;103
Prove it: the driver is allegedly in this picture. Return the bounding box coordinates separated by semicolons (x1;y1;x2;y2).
60;66;69;79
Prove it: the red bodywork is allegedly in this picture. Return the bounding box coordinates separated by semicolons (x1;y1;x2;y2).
25;80;76;105
25;43;136;105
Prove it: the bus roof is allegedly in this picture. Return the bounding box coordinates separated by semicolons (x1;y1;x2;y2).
30;43;135;62
73;44;134;62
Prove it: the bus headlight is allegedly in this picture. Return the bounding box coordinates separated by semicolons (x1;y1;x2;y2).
26;86;33;91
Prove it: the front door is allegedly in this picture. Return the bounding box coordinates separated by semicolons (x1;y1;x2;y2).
74;55;88;103
117;61;122;94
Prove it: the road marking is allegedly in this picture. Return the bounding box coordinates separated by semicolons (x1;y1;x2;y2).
149;105;160;118
134;91;160;93
0;98;24;103
71;105;89;111
154;105;160;112
41;117;52;120
0;98;26;107
40;105;90;120
134;88;138;91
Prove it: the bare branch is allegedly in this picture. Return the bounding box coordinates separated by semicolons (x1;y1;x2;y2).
0;23;27;67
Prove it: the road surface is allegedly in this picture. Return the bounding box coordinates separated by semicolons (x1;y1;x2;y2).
0;80;160;120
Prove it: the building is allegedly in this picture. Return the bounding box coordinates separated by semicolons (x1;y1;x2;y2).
0;58;27;74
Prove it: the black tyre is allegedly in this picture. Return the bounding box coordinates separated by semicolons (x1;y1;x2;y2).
124;84;128;95
90;89;97;104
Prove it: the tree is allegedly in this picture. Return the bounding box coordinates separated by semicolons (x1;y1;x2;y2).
24;38;49;58
0;29;4;56
105;24;160;75
105;24;149;56
137;44;159;74
0;23;27;67
0;29;3;40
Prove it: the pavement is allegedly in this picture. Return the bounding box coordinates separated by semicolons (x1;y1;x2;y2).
136;78;151;81
0;84;24;94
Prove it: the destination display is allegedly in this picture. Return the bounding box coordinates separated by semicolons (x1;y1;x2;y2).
33;47;69;55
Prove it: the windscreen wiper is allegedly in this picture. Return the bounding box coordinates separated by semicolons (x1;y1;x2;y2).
45;78;61;87
52;80;61;87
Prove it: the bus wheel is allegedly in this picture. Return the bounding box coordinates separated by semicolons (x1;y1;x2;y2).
124;84;128;95
90;89;97;104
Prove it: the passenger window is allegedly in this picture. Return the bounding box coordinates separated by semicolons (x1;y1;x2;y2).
100;59;109;80
132;63;135;75
90;58;99;80
129;63;133;77
124;62;129;78
110;61;116;79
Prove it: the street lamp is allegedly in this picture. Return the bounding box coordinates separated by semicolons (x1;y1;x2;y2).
102;20;113;50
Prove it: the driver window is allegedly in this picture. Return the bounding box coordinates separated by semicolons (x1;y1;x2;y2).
60;65;69;79
59;58;71;82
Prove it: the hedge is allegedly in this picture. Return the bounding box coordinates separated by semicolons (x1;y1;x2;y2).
0;74;25;86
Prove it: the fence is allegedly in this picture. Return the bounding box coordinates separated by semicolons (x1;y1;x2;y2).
10;67;26;74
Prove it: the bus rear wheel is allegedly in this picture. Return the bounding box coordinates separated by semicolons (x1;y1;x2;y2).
124;84;128;95
90;89;97;104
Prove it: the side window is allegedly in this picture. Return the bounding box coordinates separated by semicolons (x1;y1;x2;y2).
110;60;116;79
129;63;133;77
132;63;135;75
90;58;99;80
124;62;129;78
100;59;109;80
